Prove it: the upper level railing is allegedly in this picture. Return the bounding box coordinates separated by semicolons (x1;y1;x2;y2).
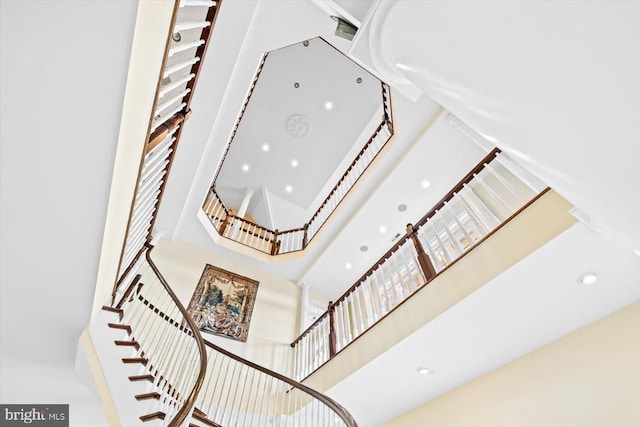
290;148;548;380
115;0;220;289
202;83;394;255
110;245;359;426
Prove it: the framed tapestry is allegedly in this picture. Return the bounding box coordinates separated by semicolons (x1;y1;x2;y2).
186;264;259;342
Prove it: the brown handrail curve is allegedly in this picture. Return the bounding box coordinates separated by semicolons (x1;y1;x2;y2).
202;338;358;427
144;246;208;427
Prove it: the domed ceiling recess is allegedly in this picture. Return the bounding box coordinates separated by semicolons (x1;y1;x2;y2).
211;37;392;233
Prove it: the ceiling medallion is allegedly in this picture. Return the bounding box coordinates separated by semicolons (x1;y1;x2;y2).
286;114;311;138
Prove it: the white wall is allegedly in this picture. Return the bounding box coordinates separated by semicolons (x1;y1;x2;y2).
0;1;136;424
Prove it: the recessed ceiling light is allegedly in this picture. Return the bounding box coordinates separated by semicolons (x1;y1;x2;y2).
379;226;387;233
262;144;270;152
421;180;431;188
634;249;640;257
291;159;299;167
285;185;293;193
324;101;333;110
416;367;432;375
345;263;352;269
241;164;249;172
577;272;598;285
360;245;368;252
398;204;407;212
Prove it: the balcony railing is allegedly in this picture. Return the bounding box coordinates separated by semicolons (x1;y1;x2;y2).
290;148;548;380
202;83;394;255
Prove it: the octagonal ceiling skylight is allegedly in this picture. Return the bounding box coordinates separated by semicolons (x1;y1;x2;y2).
204;37;393;254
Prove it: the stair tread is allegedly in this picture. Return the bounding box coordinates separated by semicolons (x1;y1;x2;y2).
122;357;147;366
115;340;140;349
108;323;131;333
129;374;154;382
140;411;165;422
135;392;160;401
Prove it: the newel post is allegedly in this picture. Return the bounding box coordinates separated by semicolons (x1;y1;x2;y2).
407;223;437;281
219;213;229;236
303;224;309;248
271;229;280;255
328;301;337;358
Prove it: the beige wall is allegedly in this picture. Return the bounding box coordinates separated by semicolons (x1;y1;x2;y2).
383;301;640;427
151;238;301;375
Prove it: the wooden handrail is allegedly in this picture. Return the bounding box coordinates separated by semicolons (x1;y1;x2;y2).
307;120;386;229
146;111;187;154
211;51;270;186
290;148;503;346
144;0;222;249
115;274;142;309
122;275;356;425
339;148;501;303
209;188;230;216
293;234;413;344
115;0;222;287
145;246;208;427
415;148;501;229
202;338;358;427
291;310;332;347
292;188;551;381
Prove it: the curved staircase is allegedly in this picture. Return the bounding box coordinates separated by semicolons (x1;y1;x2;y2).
99;246;357;427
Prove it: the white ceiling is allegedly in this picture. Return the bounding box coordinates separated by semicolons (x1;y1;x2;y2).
215;36;383;224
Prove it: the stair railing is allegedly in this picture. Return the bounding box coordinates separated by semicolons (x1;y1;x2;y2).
193;339;357;427
112;244;358;426
115;0;221;292
114;247;207;425
291;148;548;380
